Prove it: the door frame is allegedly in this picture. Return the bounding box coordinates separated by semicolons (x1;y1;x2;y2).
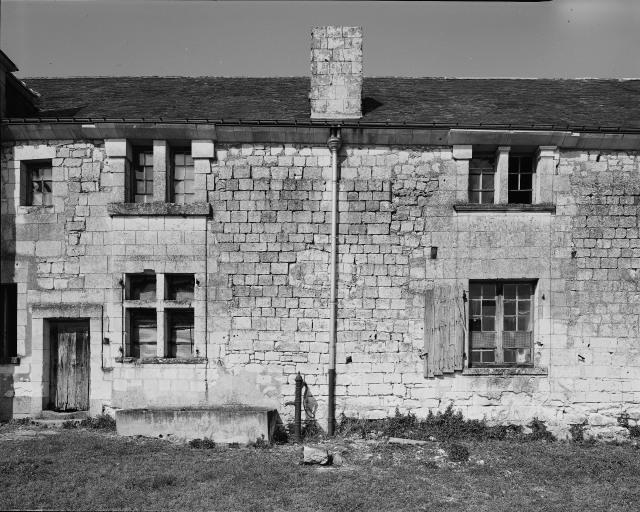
48;319;90;411
30;304;103;416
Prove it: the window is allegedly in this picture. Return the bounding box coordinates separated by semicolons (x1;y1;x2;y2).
166;274;195;301
167;310;194;358
128;309;157;359
171;150;195;204
131;148;154;203
469;281;534;367
1;284;18;362
508;155;534;204
468;156;495;204
126;274;156;301
124;273;195;359
23;161;53;206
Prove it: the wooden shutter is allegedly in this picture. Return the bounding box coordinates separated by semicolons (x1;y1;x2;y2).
424;284;466;378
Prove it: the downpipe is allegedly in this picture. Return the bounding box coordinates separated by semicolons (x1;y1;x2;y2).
327;128;342;436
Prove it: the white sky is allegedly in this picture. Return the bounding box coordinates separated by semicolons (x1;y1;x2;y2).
2;0;639;78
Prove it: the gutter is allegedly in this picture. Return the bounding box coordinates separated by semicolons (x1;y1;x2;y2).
326;128;342;436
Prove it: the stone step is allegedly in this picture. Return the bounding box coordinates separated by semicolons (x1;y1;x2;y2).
37;410;89;420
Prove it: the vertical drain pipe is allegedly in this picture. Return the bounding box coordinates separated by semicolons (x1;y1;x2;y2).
327;127;342;436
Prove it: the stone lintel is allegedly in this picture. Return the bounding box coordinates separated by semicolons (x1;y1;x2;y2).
14;144;56;161
105;139;132;159
452;145;473;160
191;140;215;159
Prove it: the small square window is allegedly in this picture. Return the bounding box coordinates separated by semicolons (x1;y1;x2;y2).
23;161;53;206
128;309;157;358
171;149;195;204
131;148;154;203
166;274;194;301
167;309;194;358
508;155;534;204
126;274;156;301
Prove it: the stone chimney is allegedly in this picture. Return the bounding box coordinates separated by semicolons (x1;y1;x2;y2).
310;26;363;119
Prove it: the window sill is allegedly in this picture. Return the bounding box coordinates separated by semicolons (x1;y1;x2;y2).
0;356;21;366
463;367;548;376
116;357;206;364
107;202;211;217
454;203;556;213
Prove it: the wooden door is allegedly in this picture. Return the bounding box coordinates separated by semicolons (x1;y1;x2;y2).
51;321;90;411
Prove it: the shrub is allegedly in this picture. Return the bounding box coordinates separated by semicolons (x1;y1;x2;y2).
62;420;79;429
446;443;470;462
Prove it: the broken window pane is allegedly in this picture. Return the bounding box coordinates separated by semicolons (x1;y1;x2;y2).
167;309;194;358
166;274;194;301
127;274;156;301
128;309;157;358
26;161;53;206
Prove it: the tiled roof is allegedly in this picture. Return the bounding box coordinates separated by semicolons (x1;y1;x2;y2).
17;77;640;130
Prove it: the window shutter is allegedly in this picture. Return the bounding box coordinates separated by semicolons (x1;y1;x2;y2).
424;284;466;378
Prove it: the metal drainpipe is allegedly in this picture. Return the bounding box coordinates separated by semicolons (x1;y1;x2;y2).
327;127;342;436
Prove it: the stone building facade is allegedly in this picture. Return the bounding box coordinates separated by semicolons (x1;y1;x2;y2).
1;28;639;438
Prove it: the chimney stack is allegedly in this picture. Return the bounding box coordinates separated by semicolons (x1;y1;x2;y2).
310;26;363;119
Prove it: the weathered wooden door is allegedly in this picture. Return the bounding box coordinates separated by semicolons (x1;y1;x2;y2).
51;321;90;411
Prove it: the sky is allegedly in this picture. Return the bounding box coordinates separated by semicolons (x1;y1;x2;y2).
1;0;639;79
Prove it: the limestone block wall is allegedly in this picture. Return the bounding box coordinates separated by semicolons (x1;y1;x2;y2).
1;139;639;435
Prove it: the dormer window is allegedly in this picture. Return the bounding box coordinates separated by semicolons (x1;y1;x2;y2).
508;155;534;204
131;147;154;203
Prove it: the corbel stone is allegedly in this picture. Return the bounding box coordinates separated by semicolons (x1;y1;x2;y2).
494;146;510;204
104;139;132;160
191;140;215;159
536;145;557;204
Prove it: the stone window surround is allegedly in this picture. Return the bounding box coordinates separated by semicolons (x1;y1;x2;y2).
453;145;557;210
105;138;214;215
119;271;206;364
11;145;58;214
461;277;549;376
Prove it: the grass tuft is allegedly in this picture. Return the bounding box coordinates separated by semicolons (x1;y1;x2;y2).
446;443;470;462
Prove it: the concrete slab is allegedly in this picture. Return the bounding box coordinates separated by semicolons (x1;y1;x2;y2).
115;406;277;444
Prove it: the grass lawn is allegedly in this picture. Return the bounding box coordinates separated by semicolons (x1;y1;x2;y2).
1;423;638;511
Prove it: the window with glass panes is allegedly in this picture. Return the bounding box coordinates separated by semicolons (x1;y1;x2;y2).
132;148;154;203
468;156;495;204
508;155;534;203
171;150;194;204
26;161;53;206
469;281;534;366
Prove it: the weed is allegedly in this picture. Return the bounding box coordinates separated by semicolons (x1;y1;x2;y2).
8;418;33;426
527;418;555;442
189;438;216;449
569;422;587;443
617;413;640;438
338;404;551;442
272;423;289;444
80;415;116;431
251;435;270;449
446;443;470;462
62;420;79;429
